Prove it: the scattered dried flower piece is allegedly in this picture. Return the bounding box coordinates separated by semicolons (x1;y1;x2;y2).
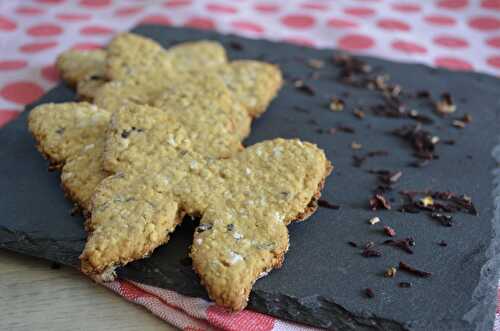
364;288;375;298
384;238;414;254
369;194;391;210
398;282;412;288
318;199;340;210
370;170;403;188
399;261;432;278
348;241;358;247
452;120;466;129
353;150;389;168
362;248;382;257
293;80;315;96
364;241;375;249
353;109;365;119
430;212;453;227
228;41;243;50
443;139;455;145
416;90;431;98
460;113;472;123
329;125;355;135
392;125;438;161
384;225;396;237
438;240;448;247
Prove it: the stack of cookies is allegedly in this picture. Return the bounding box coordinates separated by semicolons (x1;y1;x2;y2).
28;33;332;311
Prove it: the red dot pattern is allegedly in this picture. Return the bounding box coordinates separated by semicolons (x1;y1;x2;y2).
0;0;499;127
437;0;469;9
344;7;376;17
339;34;375;50
377;19;411;31
206;3;238;14
435;57;474;70
392;3;421;13
0;82;44;105
433;35;469;48
392;40;427;54
41;64;60;82
27;23;63;37
15;6;45;15
281;14;316;29
0;60;28;71
80;25;114;35
327;18;358;29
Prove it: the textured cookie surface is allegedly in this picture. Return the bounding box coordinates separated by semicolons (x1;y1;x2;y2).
166;40;227;70
81;105;332;311
29;57;278;209
106;33;227;81
94;60;282;119
76;76;107;101
215;61;282;117
56;50;106;86
99;33;282;117
28;103;110;209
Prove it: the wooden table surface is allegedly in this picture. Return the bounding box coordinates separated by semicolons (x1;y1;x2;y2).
0;249;177;331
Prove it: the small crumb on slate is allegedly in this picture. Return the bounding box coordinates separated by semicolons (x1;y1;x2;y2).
438;240;448;247
329;97;344;112
368;216;380;225
351;141;362;150
293;80;315;96
307;59;324;69
452;120;466;129
385;266;397;278
435;93;456;114
353;109;365;119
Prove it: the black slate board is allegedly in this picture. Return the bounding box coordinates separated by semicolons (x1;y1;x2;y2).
1;25;500;330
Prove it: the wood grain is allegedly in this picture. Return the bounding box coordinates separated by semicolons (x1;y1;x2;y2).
0;250;177;331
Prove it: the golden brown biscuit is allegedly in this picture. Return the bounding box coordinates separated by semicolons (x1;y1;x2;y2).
56;49;107;87
81;104;332;311
28;103;110;210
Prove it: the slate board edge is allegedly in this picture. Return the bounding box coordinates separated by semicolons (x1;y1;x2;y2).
0;24;499;330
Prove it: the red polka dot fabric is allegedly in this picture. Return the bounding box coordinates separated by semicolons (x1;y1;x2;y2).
0;1;499;330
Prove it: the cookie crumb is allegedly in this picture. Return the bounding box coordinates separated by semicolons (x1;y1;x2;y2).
384;266;397;278
329;97;344;112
